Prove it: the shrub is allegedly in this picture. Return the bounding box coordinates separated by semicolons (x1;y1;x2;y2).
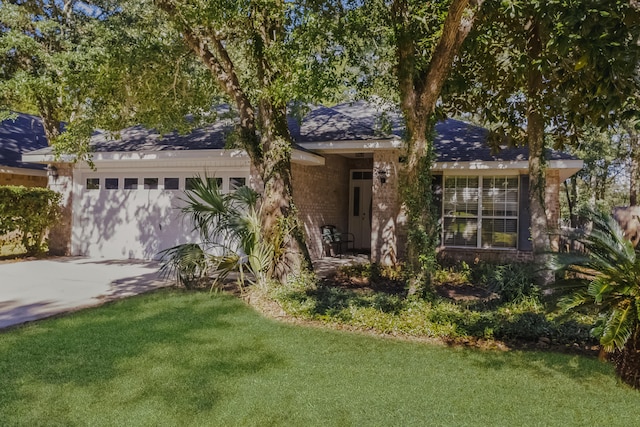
0;186;61;255
485;263;539;303
432;261;472;286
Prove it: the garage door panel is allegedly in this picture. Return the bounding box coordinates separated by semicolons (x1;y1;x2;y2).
72;172;248;259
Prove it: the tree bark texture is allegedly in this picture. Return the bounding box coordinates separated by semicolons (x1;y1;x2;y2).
526;17;552;285
611;327;640;389
626;126;640;206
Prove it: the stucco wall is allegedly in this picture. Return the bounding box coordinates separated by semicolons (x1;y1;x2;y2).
0;172;47;187
292;154;350;259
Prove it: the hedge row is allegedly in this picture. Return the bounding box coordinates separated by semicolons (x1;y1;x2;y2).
0;186;61;254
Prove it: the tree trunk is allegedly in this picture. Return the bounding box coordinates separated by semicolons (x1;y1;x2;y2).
526;17;552;285
401;114;436;294
391;0;482;292
36;98;61;143
257;101;312;280
626;126;640;206
564;179;577;229
611;326;640;389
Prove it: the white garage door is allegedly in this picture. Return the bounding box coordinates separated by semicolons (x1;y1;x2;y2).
72;170;250;259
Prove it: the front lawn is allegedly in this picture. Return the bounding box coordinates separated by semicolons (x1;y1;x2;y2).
0;289;638;426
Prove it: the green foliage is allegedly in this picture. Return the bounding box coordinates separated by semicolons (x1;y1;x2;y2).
445;0;640;146
0;0;221;160
0;186;60;255
551;210;640;354
160;176;274;291
486;263;539;303
274;265;593;346
337;262;405;283
560;125;635;224
432;261;472;286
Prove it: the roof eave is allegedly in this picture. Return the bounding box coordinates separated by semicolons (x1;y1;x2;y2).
298;138;403;153
434;159;583;179
22;147;325;166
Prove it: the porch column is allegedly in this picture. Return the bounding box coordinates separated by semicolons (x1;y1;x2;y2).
371;150;403;265
47;163;73;256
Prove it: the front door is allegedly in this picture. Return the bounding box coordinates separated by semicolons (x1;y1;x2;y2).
348;170;373;250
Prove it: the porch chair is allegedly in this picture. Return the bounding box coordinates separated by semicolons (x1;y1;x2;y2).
320;225;354;257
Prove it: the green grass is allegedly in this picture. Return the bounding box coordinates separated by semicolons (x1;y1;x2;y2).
1;289;639;426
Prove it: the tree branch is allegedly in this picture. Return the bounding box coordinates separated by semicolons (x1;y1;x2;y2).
417;0;484;113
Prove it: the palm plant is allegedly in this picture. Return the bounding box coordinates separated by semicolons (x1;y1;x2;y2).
550;210;640;389
159;176;274;291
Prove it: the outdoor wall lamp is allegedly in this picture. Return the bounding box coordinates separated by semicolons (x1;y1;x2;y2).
46;164;59;180
378;169;387;185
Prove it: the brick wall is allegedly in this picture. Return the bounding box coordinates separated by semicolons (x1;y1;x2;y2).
372;150;403;265
291;154;351;259
438;248;534;265
0;172;47;187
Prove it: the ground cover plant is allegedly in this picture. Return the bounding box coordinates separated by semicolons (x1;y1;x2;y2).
274;262;597;351
1;289;639;426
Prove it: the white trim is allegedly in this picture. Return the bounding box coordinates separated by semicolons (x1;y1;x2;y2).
23;147;324;166
292;149;325;165
0;166;47;177
435;159;583;181
298;138;402;153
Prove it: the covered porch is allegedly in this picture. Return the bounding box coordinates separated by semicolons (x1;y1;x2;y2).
292;145;403;266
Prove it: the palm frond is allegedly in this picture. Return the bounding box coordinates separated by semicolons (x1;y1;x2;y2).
555;209;640;354
601;305;635;352
158;243;208;288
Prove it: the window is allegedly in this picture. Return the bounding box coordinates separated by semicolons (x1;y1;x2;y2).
124;178;138;190
230;177;246;190
352;171;373;180
185;178;198;191
164;178;179;190
86;178;100;190
144;178;159;190
186;177;222;191
481;177;518;248
105;178;118;190
442;176;518;249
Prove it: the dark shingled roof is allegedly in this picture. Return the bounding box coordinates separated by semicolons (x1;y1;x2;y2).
432;119;575;162
89;121;232;152
293;101;575;162
20;101;577;163
0;113;49;170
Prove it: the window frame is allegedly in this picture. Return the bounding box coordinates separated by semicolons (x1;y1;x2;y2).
442;174;519;250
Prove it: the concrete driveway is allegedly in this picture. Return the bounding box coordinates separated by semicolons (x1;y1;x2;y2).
0;257;172;329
